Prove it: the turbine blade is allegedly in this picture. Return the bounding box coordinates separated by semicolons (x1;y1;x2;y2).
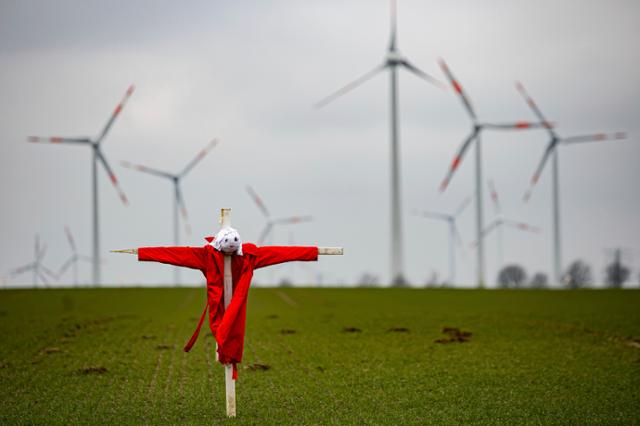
502;219;541;233
401;60;447;90
273;215;313;225
9;263;35;276
414;210;450;221
257;223;273;245
121;161;173;179
180;138;219;177
64;226;77;254
176;187;192;235
246;186;270;218
314;64;385;109
389;0;397;51
481;219;501;239
487;180;501;215
561;132;627;145
483;121;550;130
38;272;50;286
28;136;91;145
439;129;478;192
97;84;135;143
515;81;555;137
96;150;129;205
438;59;476;120
57;257;76;277
523;141;556;202
453;195;473;217
41;265;59;281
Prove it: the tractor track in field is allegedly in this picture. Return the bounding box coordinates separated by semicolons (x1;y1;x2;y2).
143;325;177;414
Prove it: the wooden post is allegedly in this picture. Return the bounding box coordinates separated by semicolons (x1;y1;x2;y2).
219;208;236;418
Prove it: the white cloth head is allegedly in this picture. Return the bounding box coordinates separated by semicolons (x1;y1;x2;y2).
212;227;243;255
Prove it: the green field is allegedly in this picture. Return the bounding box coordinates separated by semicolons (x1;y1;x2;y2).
1;288;639;425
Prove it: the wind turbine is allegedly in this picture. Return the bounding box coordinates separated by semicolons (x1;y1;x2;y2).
477;180;540;274
414;196;471;285
8;235;57;287
28;85;135;286
437;60;547;288
58;226;93;286
121;139;219;285
246;186;313;245
315;0;444;285
515;81;627;285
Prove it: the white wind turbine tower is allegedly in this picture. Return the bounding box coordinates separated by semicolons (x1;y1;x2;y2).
515;82;627;285
28;85;135;286
246;186;313;245
122;139;219;285
437;60;547;288
414;196;471;285
478;180;540;275
8;235;57;287
315;0;445;285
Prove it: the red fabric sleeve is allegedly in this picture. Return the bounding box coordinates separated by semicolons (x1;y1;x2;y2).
138;246;207;270
254;246;318;269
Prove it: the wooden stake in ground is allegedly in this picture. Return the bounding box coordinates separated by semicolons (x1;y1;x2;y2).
112;207;343;419
219;208;236;417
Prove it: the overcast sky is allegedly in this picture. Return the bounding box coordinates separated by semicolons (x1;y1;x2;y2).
1;0;639;288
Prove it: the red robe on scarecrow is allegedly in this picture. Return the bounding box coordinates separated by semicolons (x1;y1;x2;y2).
137;237;318;379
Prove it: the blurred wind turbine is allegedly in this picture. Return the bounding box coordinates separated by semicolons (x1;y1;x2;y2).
438;60;547;288
28;85;135;286
122;139;219;285
58;226;93;286
414;196;471;285
246;186;313;245
315;0;445;285
476;180;540;271
8;235;57;287
515;81;627;285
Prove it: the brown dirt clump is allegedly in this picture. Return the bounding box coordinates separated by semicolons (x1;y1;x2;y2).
280;329;296;335
435;327;472;343
245;363;271;371
343;327;362;333
78;366;107;375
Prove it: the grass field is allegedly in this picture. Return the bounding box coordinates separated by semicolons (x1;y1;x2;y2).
1;288;639;425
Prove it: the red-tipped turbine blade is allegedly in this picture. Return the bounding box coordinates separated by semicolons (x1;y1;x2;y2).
28;136;90;144
97;151;129;205
438;59;476;120
401;60;447;90
121;161;172;179
487;180;501;215
257;222;273;245
483;121;550;130
96;84;135;143
246;186;270;218
439;129;479;192
176;187;192;235
274;215;313;225
64;226;77;254
314;64;386;109
561;132;627;145
523;141;556;202
503;219;541;234
180;139;219;177
515;81;556;137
